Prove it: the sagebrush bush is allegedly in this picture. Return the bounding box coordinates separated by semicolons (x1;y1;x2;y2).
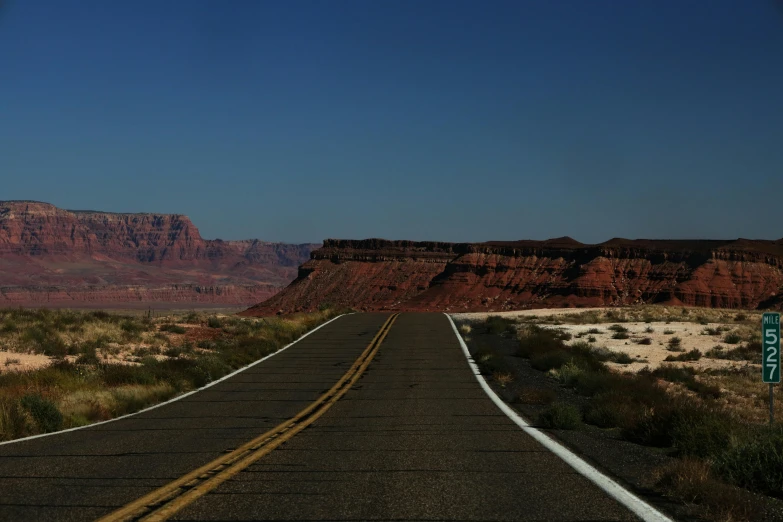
664;349;702;362
556;360;584;386
706;342;758;363
160;323;187;334
715;425;783;497
207;316;222;329
538;402;581;430
670;406;746;460
485;316;516;336
20;394;63;433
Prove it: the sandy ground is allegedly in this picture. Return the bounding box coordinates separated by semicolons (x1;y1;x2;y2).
549;321;749;372
453;308;755;372
0;351;54;371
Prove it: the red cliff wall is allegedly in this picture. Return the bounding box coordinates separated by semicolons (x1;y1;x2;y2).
0;201;318;307
242;238;783;315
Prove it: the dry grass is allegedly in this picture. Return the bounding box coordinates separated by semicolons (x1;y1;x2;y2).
493;371;514;387
516;386;557;405
0;307;345;441
58;383;177;425
654;458;760;522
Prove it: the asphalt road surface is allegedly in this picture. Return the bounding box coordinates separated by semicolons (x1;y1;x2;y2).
0;313;648;521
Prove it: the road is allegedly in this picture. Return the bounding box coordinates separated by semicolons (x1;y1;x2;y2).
0;313;654;521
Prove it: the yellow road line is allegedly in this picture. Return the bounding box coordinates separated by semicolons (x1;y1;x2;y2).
97;313;399;522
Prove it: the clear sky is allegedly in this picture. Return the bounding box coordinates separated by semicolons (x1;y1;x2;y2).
1;1;782;244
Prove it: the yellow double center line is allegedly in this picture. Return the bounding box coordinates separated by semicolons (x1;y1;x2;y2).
98;313;399;522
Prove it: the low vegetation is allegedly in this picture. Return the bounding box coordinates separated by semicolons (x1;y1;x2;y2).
665;349;702;362
0;307;344;440
538;402;581;430
468;311;782;521
706;342;759;363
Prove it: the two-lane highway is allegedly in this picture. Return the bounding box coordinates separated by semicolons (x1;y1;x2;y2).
0;314;389;521
0;313;661;521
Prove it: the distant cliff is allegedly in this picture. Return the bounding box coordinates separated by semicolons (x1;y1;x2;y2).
241;237;783;315
0;201;318;307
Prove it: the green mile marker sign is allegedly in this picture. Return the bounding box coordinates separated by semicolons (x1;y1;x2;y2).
763;312;781;384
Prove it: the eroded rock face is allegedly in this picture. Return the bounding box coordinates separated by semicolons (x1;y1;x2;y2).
242;238;783;315
0;201;318;307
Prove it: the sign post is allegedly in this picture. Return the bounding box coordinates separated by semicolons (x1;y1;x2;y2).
763;312;781;425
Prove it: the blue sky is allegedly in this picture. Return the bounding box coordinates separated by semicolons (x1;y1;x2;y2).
1;0;782;243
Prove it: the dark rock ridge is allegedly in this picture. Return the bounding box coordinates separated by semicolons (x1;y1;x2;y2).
242;237;783;315
0;201;318;307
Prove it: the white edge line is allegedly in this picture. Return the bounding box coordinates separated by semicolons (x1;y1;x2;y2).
445;313;673;522
0;313;351;446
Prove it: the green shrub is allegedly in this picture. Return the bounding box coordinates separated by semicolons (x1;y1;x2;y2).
571;370;622;397
706;345;726;358
587;336;596;343
611;331;630;339
665;349;702;362
671;407;746;460
715;425;783;497
723;332;742;345
485;316;516;336
101;363;157;386
621;403;677;447
538;402;581;430
91;311;111;321
516;327;565;358
556;360;584;386
75;346;100;365
120;320;144;336
584;391;637;428
646;365;721;399
706;342;758;363
607;324;628;333
207;316;222;329
160;323;187;334
587;328;602;334
530;351;571;372
0;320;17;334
0;398;30;439
664;329;675;335
613;352;634;364
668;336;682;349
21;326;68;357
636;337;652;345
20;394;63;433
472;348;512;376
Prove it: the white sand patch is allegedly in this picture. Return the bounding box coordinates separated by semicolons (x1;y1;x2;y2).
541;321;751;372
452;307;757;372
